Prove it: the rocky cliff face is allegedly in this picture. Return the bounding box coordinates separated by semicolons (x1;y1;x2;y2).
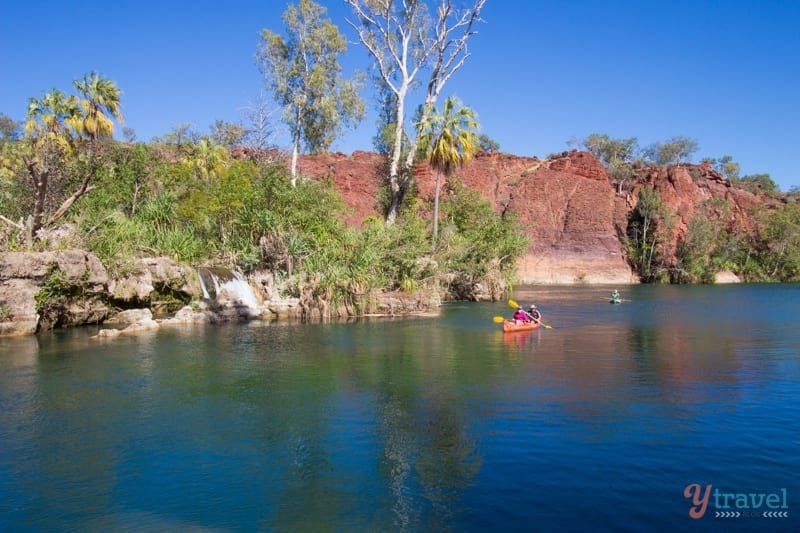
626;162;767;272
0;253;202;336
297;150;769;285
0;250;110;335
299;151;633;283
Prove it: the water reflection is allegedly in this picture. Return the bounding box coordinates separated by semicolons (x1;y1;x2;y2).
1;285;798;531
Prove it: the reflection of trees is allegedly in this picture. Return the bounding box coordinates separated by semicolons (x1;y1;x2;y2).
0;315;533;529
415;398;482;526
357;321;484;531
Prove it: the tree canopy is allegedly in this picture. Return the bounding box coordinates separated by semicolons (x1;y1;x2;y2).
345;0;487;224
258;0;365;185
416;96;479;246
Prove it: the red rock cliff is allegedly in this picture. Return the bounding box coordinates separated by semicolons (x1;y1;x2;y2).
295;150;767;285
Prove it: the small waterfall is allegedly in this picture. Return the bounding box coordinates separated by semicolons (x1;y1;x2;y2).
196;267;261;311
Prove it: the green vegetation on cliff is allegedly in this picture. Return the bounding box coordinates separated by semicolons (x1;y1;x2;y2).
573;132;800;283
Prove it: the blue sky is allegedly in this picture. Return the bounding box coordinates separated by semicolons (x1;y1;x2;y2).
2;0;798;190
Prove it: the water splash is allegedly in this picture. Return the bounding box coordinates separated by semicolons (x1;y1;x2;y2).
196;267;260;310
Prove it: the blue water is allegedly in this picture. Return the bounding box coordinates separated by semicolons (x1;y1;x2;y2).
0;284;798;531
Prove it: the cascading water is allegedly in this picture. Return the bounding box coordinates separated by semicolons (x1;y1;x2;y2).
196;267;261;311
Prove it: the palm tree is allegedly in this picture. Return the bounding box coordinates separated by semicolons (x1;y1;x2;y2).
73;71;123;141
21;74;123;239
416;96;479;247
190;139;230;183
25;89;80;138
23;89;81;236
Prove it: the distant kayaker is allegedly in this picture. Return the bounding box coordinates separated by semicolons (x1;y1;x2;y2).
528;305;541;323
611;290;620;301
513;308;527;324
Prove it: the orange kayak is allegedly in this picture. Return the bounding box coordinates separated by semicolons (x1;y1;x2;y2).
502;320;541;333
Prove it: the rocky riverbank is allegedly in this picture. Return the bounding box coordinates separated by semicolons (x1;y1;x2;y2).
0;250;441;337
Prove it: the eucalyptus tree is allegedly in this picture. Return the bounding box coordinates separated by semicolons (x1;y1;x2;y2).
740;173;778;194
569;133;638;167
760;203;800;281
568;133;639;193
477;133;499;152
257;0;365;186
416;96;479;246
702;154;740;183
644;136;699;167
626;187;672;282
159;123;199;146
208;120;247;148
345;0;487;225
122;127;137;143
0;113;22;143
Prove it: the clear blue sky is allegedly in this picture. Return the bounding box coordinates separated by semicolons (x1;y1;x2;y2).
2;0;798;190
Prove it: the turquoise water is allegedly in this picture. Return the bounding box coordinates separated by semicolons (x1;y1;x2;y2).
1;284;798;531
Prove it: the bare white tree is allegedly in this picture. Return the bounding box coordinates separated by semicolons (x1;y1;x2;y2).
240;91;282;162
345;0;486;224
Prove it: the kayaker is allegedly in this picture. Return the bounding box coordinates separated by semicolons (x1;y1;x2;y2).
513;308;527;324
611;290;620;301
528;305;541;323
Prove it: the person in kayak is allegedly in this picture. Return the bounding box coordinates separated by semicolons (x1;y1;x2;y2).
611;289;620;301
513;308;528;324
528;305;542;323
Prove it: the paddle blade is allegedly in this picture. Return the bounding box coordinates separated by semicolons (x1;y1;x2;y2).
493;316;506;323
508;298;519;309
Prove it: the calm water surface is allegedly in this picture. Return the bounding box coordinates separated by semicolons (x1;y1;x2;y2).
1;284;798;531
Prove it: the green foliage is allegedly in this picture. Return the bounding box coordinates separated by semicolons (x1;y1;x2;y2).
570;133;638;166
0;303;11;322
84;192;210;265
33;265;76;329
415;96;480;245
0;113;22;142
675;198;744;283
0;141;29;222
74;142;163;219
478;133;500;152
257;0;365;182
156;123;200;146
643;136;699;166
703;155;740;182
756;203;800;281
738;173;778;194
625;187;672;282
437;178;529;296
208;120;247;147
567;133;639;194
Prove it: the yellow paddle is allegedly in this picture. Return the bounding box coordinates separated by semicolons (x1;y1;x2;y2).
493;316;506;323
508;299;552;329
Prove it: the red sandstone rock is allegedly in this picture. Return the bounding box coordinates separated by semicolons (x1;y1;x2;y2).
290;150;771;285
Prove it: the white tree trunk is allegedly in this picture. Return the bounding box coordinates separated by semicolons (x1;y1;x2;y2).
385;87;407;226
290;136;300;187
